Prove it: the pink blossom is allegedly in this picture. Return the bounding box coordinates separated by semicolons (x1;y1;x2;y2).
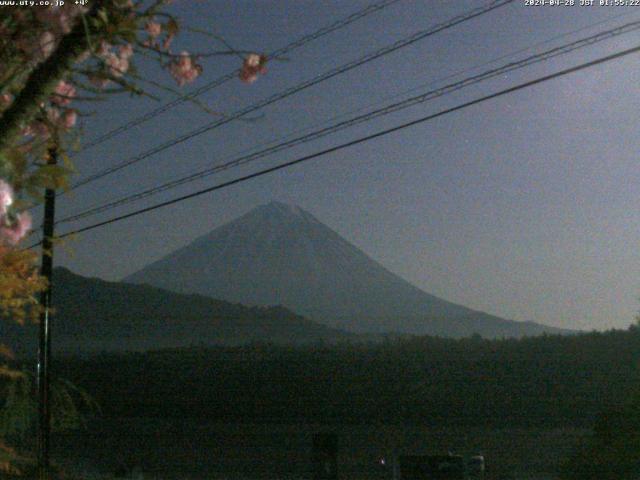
90;42;125;87
0;181;30;245
105;45;134;77
46;107;60;123
0;94;12;108
168;52;202;86
61;109;77;129
145;21;162;38
41;107;76;130
97;40;112;58
15;17;56;61
110;56;129;77
99;49;129;79
239;69;258;84
0;212;32;246
36;5;85;34
245;54;262;68
239;53;267;84
35;31;56;61
22;121;50;140
0;180;13;217
51;80;76;106
21;106;63;138
118;43;134;60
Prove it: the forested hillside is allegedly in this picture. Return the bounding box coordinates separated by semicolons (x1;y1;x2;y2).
1;267;353;355
56;327;640;428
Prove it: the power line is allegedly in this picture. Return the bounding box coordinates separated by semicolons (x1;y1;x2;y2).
31;5;628;171
79;0;404;152
35;43;640;247
57;19;640;224
24;0;407;218
68;0;514;192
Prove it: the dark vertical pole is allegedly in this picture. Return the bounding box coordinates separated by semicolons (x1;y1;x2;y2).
37;144;57;480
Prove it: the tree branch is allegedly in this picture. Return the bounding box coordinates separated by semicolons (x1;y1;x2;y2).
0;1;107;153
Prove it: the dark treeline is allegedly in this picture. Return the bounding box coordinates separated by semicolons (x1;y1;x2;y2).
55;327;640;428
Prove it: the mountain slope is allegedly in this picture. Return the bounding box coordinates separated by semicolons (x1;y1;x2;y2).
126;201;569;337
1;267;353;355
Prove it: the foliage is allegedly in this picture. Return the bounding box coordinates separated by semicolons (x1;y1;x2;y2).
0;341;99;476
559;393;640;479
56;328;640;428
0;246;46;325
0;439;25;477
0;1;262;472
0;371;100;443
0;0;263;319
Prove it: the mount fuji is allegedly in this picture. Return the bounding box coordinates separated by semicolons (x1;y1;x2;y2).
125;201;569;338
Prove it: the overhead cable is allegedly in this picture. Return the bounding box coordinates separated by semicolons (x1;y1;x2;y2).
58;19;640;224
68;0;514;192
34;43;640;247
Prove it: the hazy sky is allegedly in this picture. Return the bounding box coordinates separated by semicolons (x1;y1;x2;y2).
45;0;640;331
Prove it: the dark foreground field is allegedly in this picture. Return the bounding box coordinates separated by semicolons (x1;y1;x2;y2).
52;419;589;480
46;329;640;479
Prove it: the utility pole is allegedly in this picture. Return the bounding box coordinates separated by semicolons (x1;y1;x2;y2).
37;142;57;480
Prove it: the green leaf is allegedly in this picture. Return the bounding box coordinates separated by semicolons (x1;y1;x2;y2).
59;151;77;174
0;152;14;180
97;8;109;25
26;164;73;191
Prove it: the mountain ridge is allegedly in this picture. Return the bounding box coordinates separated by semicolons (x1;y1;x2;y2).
1;267;354;356
126;201;571;338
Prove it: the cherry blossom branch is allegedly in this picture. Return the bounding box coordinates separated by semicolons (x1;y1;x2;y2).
183;26;247;62
126;71;219;111
124;70;262;123
0;2;106;153
73;68;157;100
137;42;255;59
68;76;123;97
